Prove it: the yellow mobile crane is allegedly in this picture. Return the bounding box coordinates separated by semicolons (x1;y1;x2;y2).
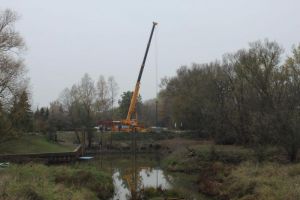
117;22;158;132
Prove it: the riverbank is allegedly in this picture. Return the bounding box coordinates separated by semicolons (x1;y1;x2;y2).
1;132;299;200
0;163;114;200
63;131;298;199
161;139;300;200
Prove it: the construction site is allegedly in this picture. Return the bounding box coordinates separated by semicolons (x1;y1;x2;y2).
0;1;300;200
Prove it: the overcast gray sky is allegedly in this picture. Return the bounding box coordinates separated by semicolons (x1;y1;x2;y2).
1;0;300;107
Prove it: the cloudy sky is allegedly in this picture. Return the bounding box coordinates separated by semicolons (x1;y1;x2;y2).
1;0;300;107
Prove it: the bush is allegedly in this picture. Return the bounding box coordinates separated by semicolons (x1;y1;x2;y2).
16;186;44;200
54;168;113;199
196;145;252;164
214;131;237;145
142;187;184;199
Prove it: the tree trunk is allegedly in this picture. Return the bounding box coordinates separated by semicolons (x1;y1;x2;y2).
74;129;81;144
288;145;298;163
87;129;92;148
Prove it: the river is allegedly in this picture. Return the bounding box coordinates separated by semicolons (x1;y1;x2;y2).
78;154;210;200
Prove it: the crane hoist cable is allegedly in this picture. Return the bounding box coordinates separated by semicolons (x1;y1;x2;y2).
154;24;159;127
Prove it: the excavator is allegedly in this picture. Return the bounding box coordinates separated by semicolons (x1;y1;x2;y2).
112;22;158;132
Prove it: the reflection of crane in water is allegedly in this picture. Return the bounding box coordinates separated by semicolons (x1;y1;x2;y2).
123;152;141;199
123;155;167;200
105;153;172;200
122;152;153;199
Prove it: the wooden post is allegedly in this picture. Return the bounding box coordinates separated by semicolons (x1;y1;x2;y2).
81;130;85;156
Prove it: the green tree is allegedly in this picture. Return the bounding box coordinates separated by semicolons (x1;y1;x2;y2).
0;103;14;142
33;107;49;133
118;91;142;119
10;90;33;133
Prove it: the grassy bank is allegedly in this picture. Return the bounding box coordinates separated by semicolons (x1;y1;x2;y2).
141;187;186;200
195;161;300;199
219;162;300;200
56;131;201;151
0;135;75;154
163;143;252;172
0;163;114;200
162;140;300;200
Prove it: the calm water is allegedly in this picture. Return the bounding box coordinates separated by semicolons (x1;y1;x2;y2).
112;168;172;200
80;154;209;200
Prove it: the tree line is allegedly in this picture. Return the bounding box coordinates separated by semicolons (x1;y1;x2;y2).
158;40;300;162
34;74;118;147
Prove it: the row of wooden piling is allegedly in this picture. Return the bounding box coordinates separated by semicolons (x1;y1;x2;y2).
0;145;82;163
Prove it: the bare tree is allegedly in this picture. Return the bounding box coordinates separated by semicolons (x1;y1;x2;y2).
95;75;109;114
59;86;83;144
0;9;24;52
59;88;72;112
0;9;29;142
78;73;95;148
79;73;95;118
0;9;27;109
107;76;118;118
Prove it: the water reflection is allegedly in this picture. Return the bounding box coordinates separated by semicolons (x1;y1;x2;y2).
139;168;171;189
109;153;171;200
87;154;208;200
112;168;172;200
112;171;130;200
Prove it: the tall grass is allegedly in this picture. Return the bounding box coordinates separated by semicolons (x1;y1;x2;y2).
221;162;300;200
0;164;113;200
